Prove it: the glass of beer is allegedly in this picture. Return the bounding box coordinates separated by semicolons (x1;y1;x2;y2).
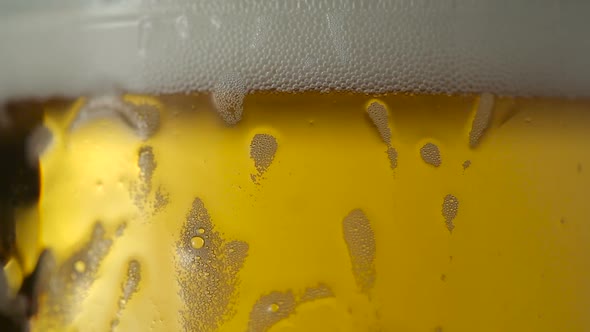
1;1;589;331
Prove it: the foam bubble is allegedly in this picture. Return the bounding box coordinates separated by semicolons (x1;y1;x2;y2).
342;209;376;293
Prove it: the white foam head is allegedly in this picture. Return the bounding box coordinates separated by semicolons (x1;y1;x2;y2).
1;0;590;100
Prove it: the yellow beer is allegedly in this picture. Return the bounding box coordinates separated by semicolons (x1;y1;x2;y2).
4;92;585;331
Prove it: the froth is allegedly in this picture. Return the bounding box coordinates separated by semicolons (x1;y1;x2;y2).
2;1;589;101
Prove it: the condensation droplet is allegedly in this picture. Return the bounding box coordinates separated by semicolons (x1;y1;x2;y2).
138;18;153;57
197;228;205;234
269;303;279;312
175;15;189;40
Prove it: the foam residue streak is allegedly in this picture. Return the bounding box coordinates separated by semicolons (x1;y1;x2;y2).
175;198;249;331
366;101;397;170
1;1;590;101
37;222;125;329
248;284;334;332
110;260;142;331
342;209;376;294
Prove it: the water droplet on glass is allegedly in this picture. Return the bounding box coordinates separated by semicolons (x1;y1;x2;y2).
197;228;205;234
175;15;189;40
138;18;153;57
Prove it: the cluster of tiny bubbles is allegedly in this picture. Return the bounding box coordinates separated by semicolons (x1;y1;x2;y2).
366;101;391;144
38;222;125;329
365;100;397;170
462;160;471;171
150;186;170;216
26;124;53;166
247;291;296;332
299;283;334;303
420;142;442;167
131;145;157;211
441;194;459;233
175;198;249;331
249;133;278;181
110;259;142;331
469;93;494;148
71;95;160;141
342;209;376;294
212;73;247;125
248;283;335;331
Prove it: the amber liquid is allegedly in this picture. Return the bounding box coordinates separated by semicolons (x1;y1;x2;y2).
8;92;590;331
